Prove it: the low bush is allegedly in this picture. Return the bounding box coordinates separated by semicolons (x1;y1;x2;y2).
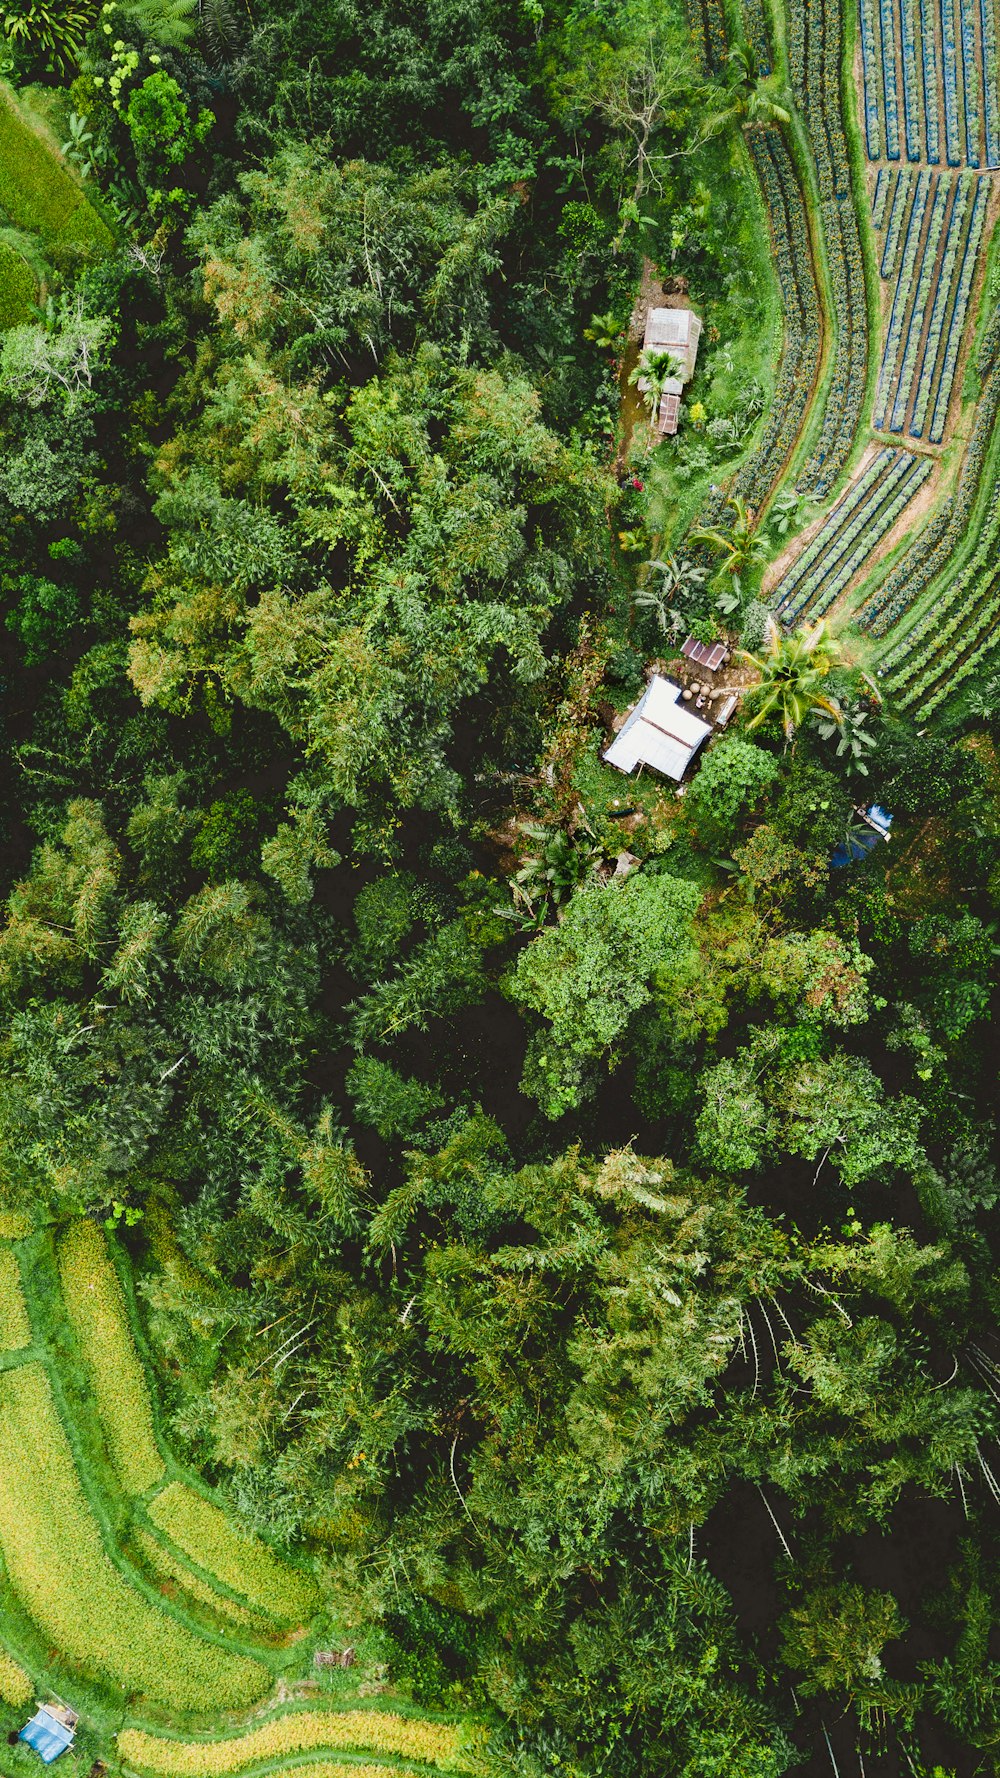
57;1218;164;1495
118;1709;465;1775
147;1481;318;1625
0;1364;269;1710
0;1247;31;1351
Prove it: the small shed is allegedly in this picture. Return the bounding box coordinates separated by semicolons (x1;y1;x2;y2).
20;1705;78;1764
603;676;713;782
657;377;683;435
681;635;729;672
643;307;702;382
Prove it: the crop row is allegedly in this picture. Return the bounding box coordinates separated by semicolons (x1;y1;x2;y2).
872;167;891;227
0;1244;31;1351
874;168;934;428
688;0;728;70
147;1480;318;1626
983;0;1000;161
861;0;996;165
889;174;951;432
780;453;930;623
0;1649;32;1708
779;451;897;603
880;168;915;277
796;200;868;498
860;354;1000;633
909;173;976;432
736;131;822;508
58;1219;165;1496
889;572;1000;708
928;174;990;441
880;468;1000;674
118;1711;466;1775
788;0;851;199
0;1362;270;1710
742;0;771;72
916;598;1000;713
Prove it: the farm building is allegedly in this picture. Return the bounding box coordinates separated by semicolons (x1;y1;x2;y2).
643;306;702;382
603;676;712;782
19;1704;78;1763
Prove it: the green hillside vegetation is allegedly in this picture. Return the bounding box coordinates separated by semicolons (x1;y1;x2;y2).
0;240;38;329
0;81;111;260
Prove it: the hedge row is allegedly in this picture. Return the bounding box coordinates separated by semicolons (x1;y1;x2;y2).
147;1481;318;1626
118;1711;465;1775
0;1650;32;1708
687;0;728;69
0;1246;31;1352
0;1364;270;1710
57;1220;165;1496
860;0;885;156
734;130;822;508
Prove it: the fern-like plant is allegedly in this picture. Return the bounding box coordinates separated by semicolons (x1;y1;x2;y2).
3;1;98;74
113;0;197;49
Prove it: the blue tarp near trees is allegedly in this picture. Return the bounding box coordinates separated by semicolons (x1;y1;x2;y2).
20;1710;75;1762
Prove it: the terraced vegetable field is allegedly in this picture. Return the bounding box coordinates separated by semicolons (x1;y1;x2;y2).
0;1222;467;1778
860;0;1000;164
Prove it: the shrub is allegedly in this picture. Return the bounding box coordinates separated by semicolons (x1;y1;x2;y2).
0;1364;269;1709
686;737;780;841
147;1480;318;1624
57;1218;164;1494
118;1710;465;1775
0;1246;32;1351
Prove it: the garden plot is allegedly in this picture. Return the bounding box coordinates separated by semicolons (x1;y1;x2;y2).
870;169;988;439
859;0;1000;165
773;447;931;620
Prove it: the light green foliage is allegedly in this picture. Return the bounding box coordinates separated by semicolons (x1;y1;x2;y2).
119;1713;465;1773
686;735;781;840
0;291;113;408
113;0;197;49
781;1583;905;1698
0;1245;31;1350
0;82;112;255
147;1480;318;1623
0;239;38;329
346;1057;445;1142
0;1364;269;1707
0;1647;32;1706
57;1217;165;1493
511;872;701;1116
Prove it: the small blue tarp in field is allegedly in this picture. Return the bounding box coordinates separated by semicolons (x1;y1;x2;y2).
20;1709;75;1762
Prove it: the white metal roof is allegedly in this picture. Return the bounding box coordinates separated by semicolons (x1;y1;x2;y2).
603;676;713;782
645;307;694;346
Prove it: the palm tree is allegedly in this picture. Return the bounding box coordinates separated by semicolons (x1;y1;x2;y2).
739;618;846;739
724;42;792;130
634;554;708;634
629;347;684;420
690;494;769;603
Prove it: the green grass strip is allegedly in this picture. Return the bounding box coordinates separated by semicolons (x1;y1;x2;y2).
0;1363;270;1711
58;1219;165;1495
147;1481;318;1626
118;1711;466;1775
0;82;112;256
0;1247;31;1352
0;238;37;329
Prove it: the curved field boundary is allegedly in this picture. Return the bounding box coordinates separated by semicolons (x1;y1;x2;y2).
58;1219;165;1495
118;1710;467;1775
130;1527;278;1640
736;128;824;507
0;82;112;260
146;1483;317;1627
0;1362;270;1712
49;1220;317;1626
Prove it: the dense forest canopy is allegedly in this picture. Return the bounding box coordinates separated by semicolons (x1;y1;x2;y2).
0;1;1000;1776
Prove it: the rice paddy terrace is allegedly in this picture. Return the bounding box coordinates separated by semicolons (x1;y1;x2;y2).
694;0;1000;717
0;1214;469;1778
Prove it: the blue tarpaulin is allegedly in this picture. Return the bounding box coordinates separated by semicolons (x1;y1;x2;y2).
20;1709;75;1762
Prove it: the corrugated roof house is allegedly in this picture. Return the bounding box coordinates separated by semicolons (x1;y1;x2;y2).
642;307;702;382
603;676;712;782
